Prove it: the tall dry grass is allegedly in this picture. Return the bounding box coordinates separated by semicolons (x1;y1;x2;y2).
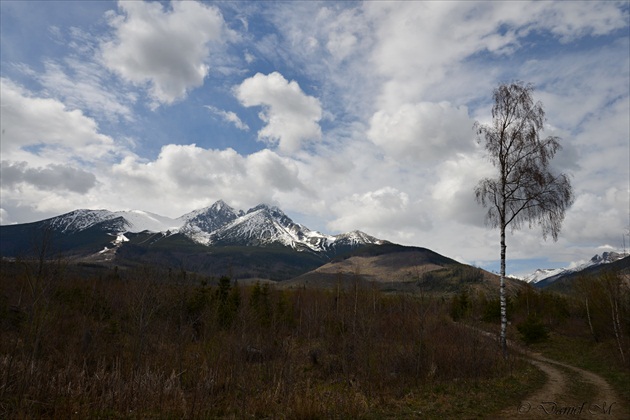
1;260;514;418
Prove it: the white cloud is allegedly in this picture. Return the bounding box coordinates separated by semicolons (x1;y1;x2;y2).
101;0;226;107
0;78;117;163
317;6;364;63
563;189;629;247
110;144;310;216
534;2;629;42
521;40;629;132
367;101;475;162
234;72;322;153
430;153;494;227
1;161;97;193
364;2;513;110
244;50;255;64
364;1;628;111
0;77;120;225
252;3;375;124
328;187;432;238
204;105;249;131
326;31;357;63
0;208;9;225
0;185;99;224
33;59;136;122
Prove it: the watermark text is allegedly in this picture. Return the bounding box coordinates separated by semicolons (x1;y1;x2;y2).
518;401;616;416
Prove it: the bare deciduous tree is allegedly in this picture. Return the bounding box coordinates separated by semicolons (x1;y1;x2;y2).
474;81;574;358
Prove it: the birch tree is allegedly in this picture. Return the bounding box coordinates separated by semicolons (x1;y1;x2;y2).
474;82;574;358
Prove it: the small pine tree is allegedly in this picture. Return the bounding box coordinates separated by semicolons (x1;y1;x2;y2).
216;276;239;329
517;314;549;344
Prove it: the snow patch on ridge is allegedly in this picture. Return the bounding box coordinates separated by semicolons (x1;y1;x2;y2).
45;200;386;253
49;209;182;234
523;251;628;284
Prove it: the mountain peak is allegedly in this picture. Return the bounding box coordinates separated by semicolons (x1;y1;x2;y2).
247;203;283;215
179;200;242;241
590;251;625;264
332;230;386;247
1;200;386;258
524;251;629;286
209;199;231;212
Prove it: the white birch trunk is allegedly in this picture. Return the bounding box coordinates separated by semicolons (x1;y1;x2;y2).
500;223;508;358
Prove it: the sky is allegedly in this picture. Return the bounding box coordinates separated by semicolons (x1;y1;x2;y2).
1;1;628;277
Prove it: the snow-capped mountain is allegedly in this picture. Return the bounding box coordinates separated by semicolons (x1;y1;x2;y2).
48;208;182;234
523;251;629;285
522;268;566;284
16;200;385;256
178;200;243;244
179;202;385;252
208;204;323;249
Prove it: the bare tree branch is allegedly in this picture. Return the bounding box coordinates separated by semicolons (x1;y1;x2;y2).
474;81;574;358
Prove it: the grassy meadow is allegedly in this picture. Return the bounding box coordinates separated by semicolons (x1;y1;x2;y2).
0;258;627;418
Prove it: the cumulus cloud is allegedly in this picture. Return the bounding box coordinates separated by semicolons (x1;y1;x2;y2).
1;161;97;193
110;144;310;215
234;72;322;153
204;105;249;131
430;153;494;226
101;0;226;107
328;187;432;236
0;78;117;163
563;189;629;247
365;2;513;110
367;101;475;162
364;1;628;110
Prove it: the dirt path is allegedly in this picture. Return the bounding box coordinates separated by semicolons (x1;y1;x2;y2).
460;325;628;419
498;348;628;419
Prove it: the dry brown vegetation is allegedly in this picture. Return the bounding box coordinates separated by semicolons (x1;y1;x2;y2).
3;255;626;418
0;258;533;419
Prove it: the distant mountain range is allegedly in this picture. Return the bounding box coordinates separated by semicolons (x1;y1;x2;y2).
28;200;384;252
2;200;627;289
0;200;387;280
522;251;630;288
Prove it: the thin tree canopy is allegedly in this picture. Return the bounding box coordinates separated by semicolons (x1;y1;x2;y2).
474;81;574;357
475;82;574;240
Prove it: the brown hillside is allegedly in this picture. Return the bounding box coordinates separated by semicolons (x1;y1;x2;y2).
280;247;525;297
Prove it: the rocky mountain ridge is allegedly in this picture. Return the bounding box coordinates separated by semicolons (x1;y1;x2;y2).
0;200;386;260
523;251;629;286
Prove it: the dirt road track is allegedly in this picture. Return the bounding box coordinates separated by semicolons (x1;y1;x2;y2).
497;349;628;419
460;324;628;419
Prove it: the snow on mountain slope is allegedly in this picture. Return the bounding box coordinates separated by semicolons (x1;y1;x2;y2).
523;268;566;284
48;209;182;233
40;200;386;254
205;205;385;252
179;200;242;230
178;200;243;245
114;210;181;233
208;204;330;250
333;230;384;247
523;251;628;284
48;209;121;233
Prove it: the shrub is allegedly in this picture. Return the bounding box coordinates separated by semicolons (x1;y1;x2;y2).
450;289;470;321
517;315;549;344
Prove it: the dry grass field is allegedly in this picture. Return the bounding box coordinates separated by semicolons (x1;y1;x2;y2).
1;258;627;418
